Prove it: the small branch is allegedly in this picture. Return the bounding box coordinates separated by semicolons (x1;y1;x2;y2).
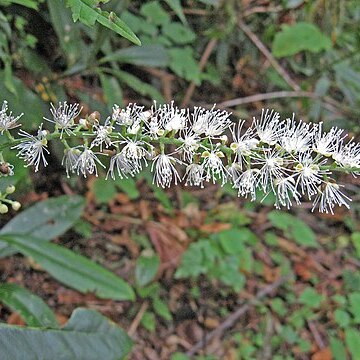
238;19;300;91
181;38;218;108
185;276;290;357
218;91;315;107
307;320;325;350
128;301;149;336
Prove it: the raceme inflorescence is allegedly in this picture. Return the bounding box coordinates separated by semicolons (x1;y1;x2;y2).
0;100;359;214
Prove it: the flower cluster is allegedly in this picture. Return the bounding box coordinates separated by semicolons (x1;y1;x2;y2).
1;100;359;214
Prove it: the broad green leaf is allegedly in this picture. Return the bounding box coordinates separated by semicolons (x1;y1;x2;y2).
349;292;360;323
92;178;117;204
268;211;318;248
141;311;156;332
0;308;132;360
0;71;47;129
140;1;170;26
135;253;160;287
0;0;38;9
330;337;347;360
333;309;350;328
66;0;141;45
47;0;84;66
162;23;196;44
0;234;135;301
169;47;201;84
0;283;58;328
0;195;86;257
345;328;360;359
164;0;187;24
99;72;123;109
272;22;332;58
100;45;169;67
115;177;140;200
351;232;360;259
153;296;172;321
218;228;258;254
108;68;164;101
298;288;324;308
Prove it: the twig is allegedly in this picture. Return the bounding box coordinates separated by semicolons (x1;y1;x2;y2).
238;19;300;91
243;5;283;17
181;38;218;107
218;91;315;107
128;301;149;336
307;320;325;350
185;276;290;357
262;315;274;360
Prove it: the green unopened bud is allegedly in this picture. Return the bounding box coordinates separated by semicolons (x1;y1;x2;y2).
0;204;8;214
6;185;15;194
12;201;21;211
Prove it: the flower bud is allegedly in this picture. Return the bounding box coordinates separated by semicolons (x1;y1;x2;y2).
5;185;15;194
12;201;21;211
0;204;8;214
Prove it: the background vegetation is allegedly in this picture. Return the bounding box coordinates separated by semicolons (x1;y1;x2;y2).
0;0;360;359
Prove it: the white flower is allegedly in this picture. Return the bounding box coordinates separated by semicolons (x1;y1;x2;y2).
13;124;49;172
106;152;138;180
151;154;182;188
252;149;289;192
280;114;314;153
91;119;113;151
332;138;360;173
0;101;23;133
74;147;105;178
235;169;260;201
119;137;149;174
176;130;201;162
45;102;81;138
253;109;283;145
230;120;258;169
312;181;351;214
191;106;232;137
159;102;187;132
227;163;243;185
273;176;301;209
313;122;345;157
184;163;204;188
62;147;81;178
201;147;228;185
112;103;144;126
294;152;329;199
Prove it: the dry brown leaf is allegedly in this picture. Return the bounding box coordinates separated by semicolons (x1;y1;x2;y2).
199;222;231;233
7;312;25;326
312;347;333;360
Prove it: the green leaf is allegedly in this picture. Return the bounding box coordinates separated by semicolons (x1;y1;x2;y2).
268;211;318;248
115;177;140;200
272;22;332;58
330;337;347;360
153;296;172;321
0;0;38;9
162;23;195;44
298;288;324;308
351;232;360;259
140;1;170;26
0;195;86;257
141;311;156;332
0;283;58;328
108;68;164;101
164;0;187;24
0;235;135;301
99;72;123;109
0;71;47;129
100;45;169;67
47;0;84;66
334;309;350;328
349;292;360;323
345;328;360;359
92;178;117;204
135;253;160;287
0;308;132;360
168;47;201;84
66;0;141;45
